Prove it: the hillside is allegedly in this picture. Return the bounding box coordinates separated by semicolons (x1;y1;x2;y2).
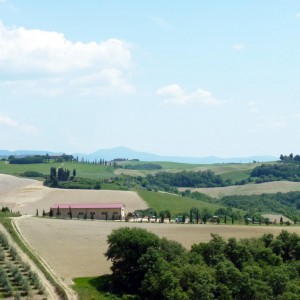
180;181;300;198
1;158;300;220
0;147;277;164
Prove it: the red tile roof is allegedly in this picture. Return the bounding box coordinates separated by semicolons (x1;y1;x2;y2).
51;203;125;209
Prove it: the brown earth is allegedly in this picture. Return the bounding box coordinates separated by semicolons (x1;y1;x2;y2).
0;174;147;215
15;216;300;284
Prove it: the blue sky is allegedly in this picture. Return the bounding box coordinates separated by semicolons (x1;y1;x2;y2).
0;1;299;157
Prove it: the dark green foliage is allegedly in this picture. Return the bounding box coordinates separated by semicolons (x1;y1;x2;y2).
105;227;160;293
134;208;157;218
8;155;45;164
20;171;44;178
1;207;10;213
124;163;162;170
44;168;102;189
103;170;227;194
57;167;70;181
251;163;300;182
221;191;300;218
105;228;300;300
151;170;225;188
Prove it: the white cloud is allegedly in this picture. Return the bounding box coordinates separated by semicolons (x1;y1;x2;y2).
157;84;221;106
0;115;18;127
233;44;245;50
0;22;135;96
0;115;38;133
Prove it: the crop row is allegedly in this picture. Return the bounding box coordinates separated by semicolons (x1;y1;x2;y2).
0;231;45;298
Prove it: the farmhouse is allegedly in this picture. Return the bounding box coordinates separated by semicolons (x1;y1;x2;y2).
50;203;125;220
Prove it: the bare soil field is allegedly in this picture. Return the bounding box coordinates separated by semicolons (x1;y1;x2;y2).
179;181;300;198
15;217;300;284
0;174;147;215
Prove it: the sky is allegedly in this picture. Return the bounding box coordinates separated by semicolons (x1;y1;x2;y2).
0;0;299;158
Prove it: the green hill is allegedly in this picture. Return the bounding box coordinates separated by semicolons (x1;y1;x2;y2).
138;190;226;216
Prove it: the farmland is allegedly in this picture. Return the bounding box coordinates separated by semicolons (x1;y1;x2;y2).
138;190;223;216
0;229;45;298
179;181;300;198
0;174;147;216
15;217;300;284
2;161;300;298
0;160;261;182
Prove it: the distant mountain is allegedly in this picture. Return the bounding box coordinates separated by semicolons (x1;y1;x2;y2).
0;150;62;157
0;147;277;164
75;146;277;164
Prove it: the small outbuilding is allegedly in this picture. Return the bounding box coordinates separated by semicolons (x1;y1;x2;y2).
50;203;125;220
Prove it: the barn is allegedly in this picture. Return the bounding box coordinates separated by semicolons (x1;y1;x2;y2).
50;203;125;220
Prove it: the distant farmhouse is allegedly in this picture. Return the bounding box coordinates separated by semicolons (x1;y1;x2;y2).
50;203;125;220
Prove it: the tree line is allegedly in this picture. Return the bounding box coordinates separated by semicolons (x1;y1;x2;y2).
124;163;162;170
250;153;300;183
104;227;300;299
7;153;74;164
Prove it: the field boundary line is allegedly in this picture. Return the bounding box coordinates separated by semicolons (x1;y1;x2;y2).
11;216;78;300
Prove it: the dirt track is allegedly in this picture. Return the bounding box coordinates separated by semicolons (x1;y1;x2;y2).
15;216;300;284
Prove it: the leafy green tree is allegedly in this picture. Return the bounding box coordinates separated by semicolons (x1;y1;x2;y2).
215;260;243;298
159;211;165;223
179;264;216;300
265;266;290;296
141;259;185;300
105;227;160;293
191;234;226;266
189;207;199;224
225;238;253;269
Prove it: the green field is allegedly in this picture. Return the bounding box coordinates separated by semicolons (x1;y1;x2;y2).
138;190;223;216
0;161;116;180
0;160;260;183
72;277;117;300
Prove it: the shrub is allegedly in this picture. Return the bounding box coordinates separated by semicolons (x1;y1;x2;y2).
20;171;44;178
9;246;18;260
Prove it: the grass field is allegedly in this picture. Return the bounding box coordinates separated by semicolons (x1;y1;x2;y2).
0;160;261;183
0;161;116;180
179;181;300;198
138;190;224;215
72;277;115;300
